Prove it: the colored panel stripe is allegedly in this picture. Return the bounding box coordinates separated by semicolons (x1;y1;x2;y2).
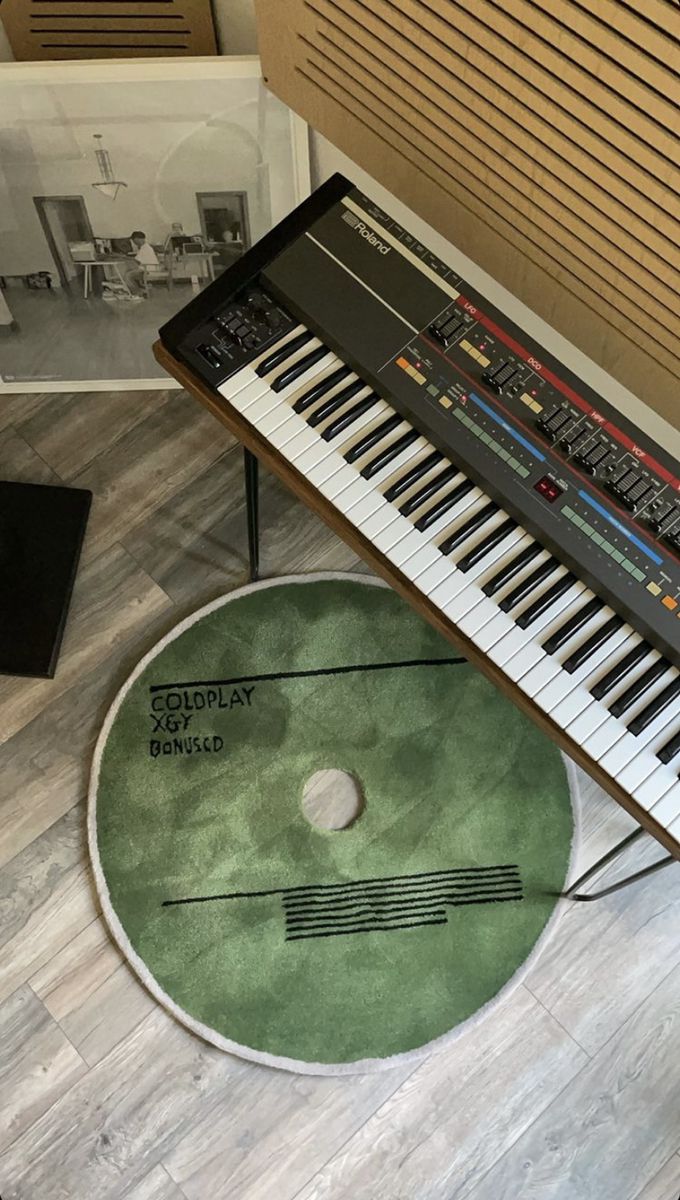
578;490;663;565
469;393;546;462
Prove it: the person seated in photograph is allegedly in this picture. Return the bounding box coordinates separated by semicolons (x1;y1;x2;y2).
122;231;159;299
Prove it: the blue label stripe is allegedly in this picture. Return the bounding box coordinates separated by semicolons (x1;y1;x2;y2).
578;490;663;566
469;393;546;462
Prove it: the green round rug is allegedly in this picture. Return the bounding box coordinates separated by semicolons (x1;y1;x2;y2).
88;574;577;1074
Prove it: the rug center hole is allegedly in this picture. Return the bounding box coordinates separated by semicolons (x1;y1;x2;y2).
301;769;364;831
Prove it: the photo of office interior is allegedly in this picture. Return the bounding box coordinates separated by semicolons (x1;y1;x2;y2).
0;69;304;386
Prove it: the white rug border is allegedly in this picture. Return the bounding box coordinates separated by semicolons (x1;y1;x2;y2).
87;571;582;1077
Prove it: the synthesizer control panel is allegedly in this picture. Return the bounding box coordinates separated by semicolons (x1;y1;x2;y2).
161;176;680;665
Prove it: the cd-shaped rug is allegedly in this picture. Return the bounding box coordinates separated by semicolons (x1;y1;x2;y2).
89;574;577;1074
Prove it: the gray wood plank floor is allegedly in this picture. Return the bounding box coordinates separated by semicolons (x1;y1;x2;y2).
1;392;679;1200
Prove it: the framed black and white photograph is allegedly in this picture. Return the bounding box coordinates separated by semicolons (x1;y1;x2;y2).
0;57;310;392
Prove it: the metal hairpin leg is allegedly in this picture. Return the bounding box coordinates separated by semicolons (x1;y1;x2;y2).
243;447;260;582
564;826;675;901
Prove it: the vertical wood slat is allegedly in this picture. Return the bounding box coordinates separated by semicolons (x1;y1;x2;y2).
256;0;680;428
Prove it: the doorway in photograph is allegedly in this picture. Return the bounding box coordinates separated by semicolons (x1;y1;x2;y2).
33;195;93;291
196;191;250;272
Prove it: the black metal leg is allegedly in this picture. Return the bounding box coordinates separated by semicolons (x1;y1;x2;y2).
563;826;676;901
243;447;260;582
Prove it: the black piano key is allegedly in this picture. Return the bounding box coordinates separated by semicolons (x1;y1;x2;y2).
271;343;329;392
482;542;542;597
515;573;576;630
307;378;365;427
656;728;680;764
627;677;680;737
499;557;559;613
590;640;651;701
399;465;459;517
439;500;499;557
456;517;517;574
562;614;624;674
321;394;379;442
344;414;402;464
256;330;313;376
413;479;474;532
383;450;444;503
293;365;351;413
608;658;671;719
361;429;420;480
541;596;604;656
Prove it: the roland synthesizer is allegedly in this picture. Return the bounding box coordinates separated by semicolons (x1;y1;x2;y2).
159;173;680;854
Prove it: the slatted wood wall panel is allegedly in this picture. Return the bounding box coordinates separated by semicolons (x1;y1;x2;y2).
256;0;680;427
0;0;217;59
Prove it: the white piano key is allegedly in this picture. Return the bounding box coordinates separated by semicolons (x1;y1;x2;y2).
534;625;634;718
264;335;323;382
305;453;350;490
437;535;528;630
363;435;431;488
428;570;465;611
492;584;588;681
565;646;659;752
342;488;386;524
456;596;508;639
284;358;351;411
379;445;443;498
417;488;486;542
385;530;434;568
330;475;377;511
580;653;668;762
226;373;272;413
516;656;562;699
444;529;528;616
278;425;319;460
327;400;392;448
600;689;680;781
359;506;405;541
485;578;583;670
633;763;680;810
306;381;373;430
257;404;304;438
398;542;441;577
316;464;362;501
240;390;284;427
615;713;680;793
272;351;339;404
268;412;312;450
372;513;420;554
471;531;535;591
488;547;553;606
338;407;401;458
649;786;680;829
263;410;308;447
413;556;457;595
217;366;257;400
291;439;338;474
512;589;603;696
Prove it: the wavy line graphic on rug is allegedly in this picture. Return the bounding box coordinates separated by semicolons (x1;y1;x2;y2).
162;865;524;941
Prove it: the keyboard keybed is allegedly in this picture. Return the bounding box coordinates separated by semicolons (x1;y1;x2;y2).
218;320;680;847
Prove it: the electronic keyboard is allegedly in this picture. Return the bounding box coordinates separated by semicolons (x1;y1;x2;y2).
157;173;680;860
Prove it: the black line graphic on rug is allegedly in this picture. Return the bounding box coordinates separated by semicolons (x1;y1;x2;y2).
162;865;524;942
148;655;466;693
